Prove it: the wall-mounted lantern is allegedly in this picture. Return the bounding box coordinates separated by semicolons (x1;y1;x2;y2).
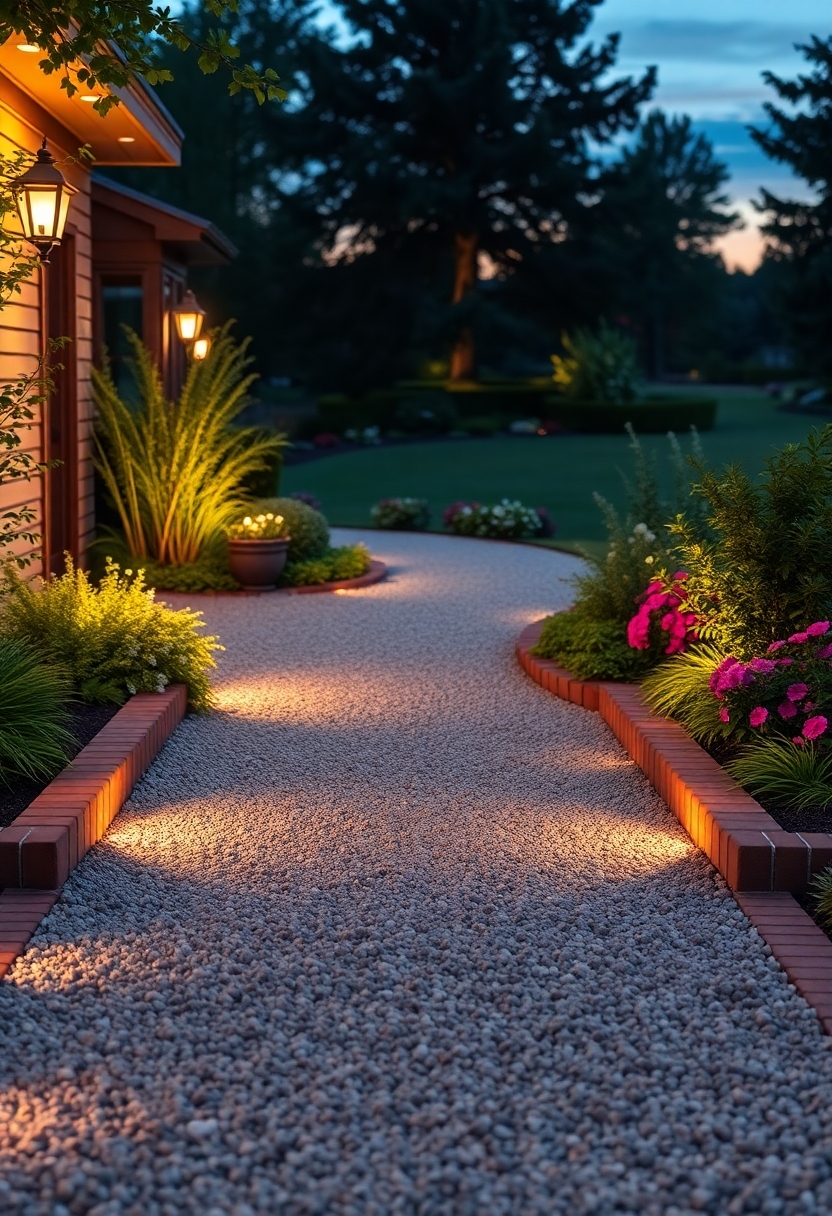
171;289;206;344
13;139;76;263
191;335;211;361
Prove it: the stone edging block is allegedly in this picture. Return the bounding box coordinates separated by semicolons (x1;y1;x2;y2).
0;685;187;978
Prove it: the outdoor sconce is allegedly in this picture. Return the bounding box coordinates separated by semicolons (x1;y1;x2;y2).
171;290;206;344
13;139;76;263
191;335;211;361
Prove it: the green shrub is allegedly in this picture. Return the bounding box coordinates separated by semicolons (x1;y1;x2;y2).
1;559;221;711
283;544;371;586
138;549;239;593
641;645;731;745
551;321;641;404
726;739;832;810
445;499;542;539
669;426;832;655
534;612;654;681
251;496;329;562
94;326;286;566
0;639;75;783
371;498;431;530
532;425;704;679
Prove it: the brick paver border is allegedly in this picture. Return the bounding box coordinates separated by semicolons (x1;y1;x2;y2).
0;685;187;978
178;559;387;598
517;619;832;1028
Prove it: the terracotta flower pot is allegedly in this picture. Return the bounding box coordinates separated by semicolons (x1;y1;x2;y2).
227;537;290;591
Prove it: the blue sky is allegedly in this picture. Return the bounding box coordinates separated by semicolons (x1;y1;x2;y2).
591;0;831;268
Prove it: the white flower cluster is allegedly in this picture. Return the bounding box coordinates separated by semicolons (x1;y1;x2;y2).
450;499;543;540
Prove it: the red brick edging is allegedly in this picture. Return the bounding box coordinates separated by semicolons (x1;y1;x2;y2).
0;685;187;978
517;619;832;1028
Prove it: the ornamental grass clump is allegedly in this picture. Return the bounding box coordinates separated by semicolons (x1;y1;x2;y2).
1;558;221;710
94;325;286;568
0;638;75;783
371;498;431;530
551;321;641;404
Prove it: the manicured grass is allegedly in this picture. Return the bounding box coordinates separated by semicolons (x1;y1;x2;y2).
281;387;821;549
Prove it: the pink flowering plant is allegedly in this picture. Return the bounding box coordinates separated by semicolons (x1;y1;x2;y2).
627;572;699;657
709;621;832;746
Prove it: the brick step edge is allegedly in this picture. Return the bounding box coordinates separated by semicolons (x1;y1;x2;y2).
0;685;187;978
517;621;832;896
177;559;388;597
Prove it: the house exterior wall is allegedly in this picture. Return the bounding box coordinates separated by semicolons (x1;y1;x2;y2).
0;88;94;576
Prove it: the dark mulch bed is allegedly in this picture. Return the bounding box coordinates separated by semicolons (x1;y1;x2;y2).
765;805;832;834
0;702;122;830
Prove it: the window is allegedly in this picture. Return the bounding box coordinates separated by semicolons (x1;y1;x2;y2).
101;277;143;398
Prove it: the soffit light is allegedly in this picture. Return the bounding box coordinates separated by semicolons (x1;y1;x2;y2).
171;290;206;343
13;139;77;263
17;44;40;53
117;137;136;143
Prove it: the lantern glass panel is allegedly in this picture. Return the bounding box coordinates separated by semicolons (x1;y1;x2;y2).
24;187;58;240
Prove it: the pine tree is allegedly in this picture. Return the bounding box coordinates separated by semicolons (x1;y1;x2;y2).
271;0;654;381
597;110;739;378
750;36;832;377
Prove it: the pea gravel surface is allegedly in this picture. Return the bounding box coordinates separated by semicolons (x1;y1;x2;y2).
2;530;831;1216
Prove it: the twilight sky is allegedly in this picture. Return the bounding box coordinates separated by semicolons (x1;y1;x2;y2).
590;0;831;270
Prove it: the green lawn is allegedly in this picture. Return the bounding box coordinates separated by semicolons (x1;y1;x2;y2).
281;387;821;550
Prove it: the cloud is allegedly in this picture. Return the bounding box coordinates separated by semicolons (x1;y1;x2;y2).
606;20;819;64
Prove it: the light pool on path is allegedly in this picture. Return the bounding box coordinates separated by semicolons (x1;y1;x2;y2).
1;531;830;1216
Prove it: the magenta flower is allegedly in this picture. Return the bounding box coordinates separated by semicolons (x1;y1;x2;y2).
793;736;806;748
778;701;798;720
672;571;688;581
803;715;829;741
719;707;730;723
767;640;786;653
816;644;832;660
788;631;809;644
749;707;769;728
807;621;830;637
787;682;809;702
749;658;777;674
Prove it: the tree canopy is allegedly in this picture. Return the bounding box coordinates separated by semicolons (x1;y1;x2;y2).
0;0;286;112
751;36;832;376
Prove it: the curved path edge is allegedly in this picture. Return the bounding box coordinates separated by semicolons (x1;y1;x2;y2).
0;685;187;977
176;559;388;598
518;618;832;1033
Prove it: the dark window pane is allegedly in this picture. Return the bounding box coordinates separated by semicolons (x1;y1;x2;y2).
101;279;143;399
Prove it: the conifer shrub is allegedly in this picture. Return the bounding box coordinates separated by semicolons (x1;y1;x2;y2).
668;426;832;656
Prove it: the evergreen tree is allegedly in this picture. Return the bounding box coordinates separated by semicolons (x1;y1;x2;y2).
597;110;740;378
750;36;832;377
269;0;654;381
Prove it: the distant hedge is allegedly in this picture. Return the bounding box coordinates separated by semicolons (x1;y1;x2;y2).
316;384;718;435
543;396;718;433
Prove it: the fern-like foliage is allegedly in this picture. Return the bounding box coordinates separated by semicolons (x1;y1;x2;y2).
669;425;832;655
726;739;832;810
94;326;287;566
1;558;221;711
641;644;733;744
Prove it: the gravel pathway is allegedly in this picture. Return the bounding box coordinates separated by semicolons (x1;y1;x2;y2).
2;530;832;1216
